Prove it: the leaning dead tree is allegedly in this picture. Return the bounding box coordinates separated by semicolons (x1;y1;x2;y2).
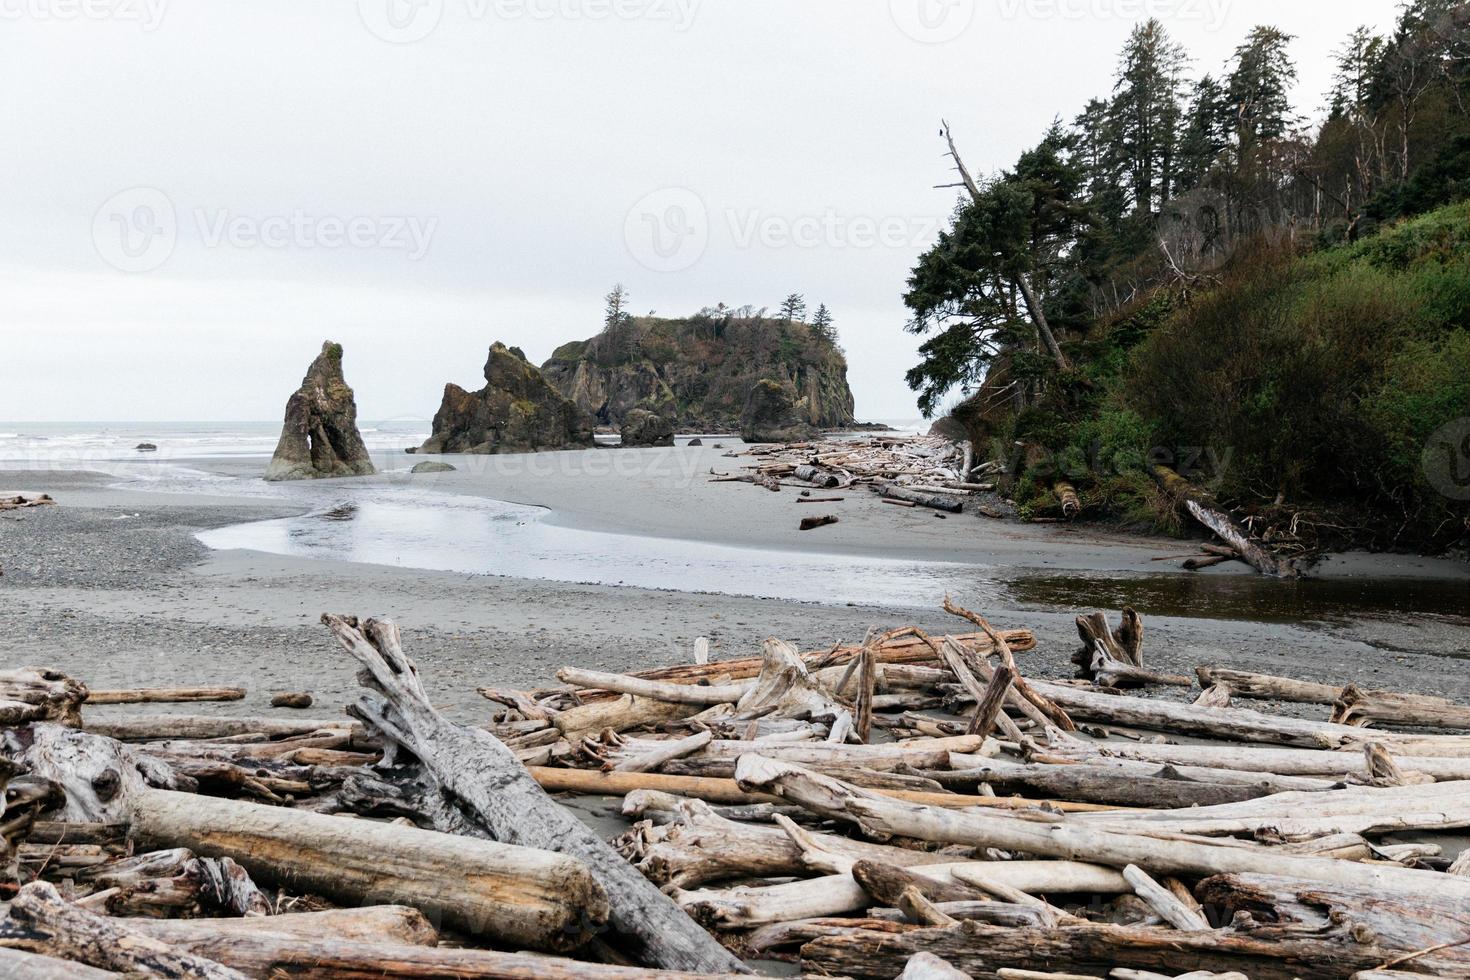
319;614;747;975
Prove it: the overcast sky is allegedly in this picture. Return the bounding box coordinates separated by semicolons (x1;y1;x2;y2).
1;0;1402;423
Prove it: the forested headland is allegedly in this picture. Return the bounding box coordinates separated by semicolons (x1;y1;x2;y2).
908;1;1470;554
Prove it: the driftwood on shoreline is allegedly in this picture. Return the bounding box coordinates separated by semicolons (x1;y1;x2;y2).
4;597;1470;979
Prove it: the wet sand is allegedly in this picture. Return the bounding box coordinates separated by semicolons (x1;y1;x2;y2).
2;456;1468;725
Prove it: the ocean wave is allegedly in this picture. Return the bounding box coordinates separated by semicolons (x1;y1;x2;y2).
0;433;19;439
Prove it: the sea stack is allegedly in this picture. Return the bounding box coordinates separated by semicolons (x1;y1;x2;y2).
417;342;595;454
263;341;377;482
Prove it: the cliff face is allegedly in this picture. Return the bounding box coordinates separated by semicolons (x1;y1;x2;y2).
264;341;376;482
417;343;594;455
540;314;856;431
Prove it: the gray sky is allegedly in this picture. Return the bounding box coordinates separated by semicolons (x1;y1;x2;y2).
2;0;1401;423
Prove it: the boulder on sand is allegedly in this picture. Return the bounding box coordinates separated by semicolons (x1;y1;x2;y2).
740;379;817;444
264;342;377;482
619;408;675;448
417;343;594;455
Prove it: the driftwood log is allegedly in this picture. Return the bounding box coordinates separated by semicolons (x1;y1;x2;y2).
321;614;747;974
0;670;87;727
129;788;608;950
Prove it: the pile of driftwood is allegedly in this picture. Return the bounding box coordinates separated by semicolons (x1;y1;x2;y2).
2;599;1469;979
715;436;998;515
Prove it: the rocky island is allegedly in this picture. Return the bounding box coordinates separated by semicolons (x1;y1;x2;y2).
540;305;856;434
416;342;595;455
263;341;377;482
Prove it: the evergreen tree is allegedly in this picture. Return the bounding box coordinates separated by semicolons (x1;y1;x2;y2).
1176;75;1233;188
1227;27;1300;153
1330;26;1385;117
811;304;837;346
779;293;807;323
602;283;634;362
1111;19;1190;213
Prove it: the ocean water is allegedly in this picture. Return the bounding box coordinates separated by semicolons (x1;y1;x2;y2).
0;420;431;467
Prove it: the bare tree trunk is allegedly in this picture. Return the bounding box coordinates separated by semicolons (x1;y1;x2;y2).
320;614;747;975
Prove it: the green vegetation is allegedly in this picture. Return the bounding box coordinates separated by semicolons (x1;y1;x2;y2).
542;291;854;427
904;1;1470;551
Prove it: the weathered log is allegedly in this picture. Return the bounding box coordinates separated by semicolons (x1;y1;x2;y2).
0;669;87;726
1041;739;1470;780
677;861;1130;928
1197;872;1470;968
27;822;128;846
85;688;245;705
942;760;1285;808
612;731;713;773
851;859;989;907
991;754;1338;796
556;668;748;706
528;765;1102;811
799;919;1387;980
1152;465;1289;577
615;798;957;889
85;716;354;741
0;947;119;979
1122;865;1210;932
2;724;189;822
794;464;842;488
269;692;313;710
121;906;438;947
799;515;839;531
882;486;964;513
129;788;608;951
1023;679;1470;753
322;614;746;974
734;757;1470;901
1194;668;1340;704
121;933;751;979
552;695;698;740
971;665;1014;739
1335;683;1470;730
0;880;246;978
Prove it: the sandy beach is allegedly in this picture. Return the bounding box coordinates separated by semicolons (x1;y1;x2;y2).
3;446;1467;725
